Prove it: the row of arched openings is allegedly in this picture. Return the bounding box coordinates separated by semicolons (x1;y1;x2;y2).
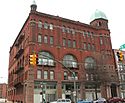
38;51;96;69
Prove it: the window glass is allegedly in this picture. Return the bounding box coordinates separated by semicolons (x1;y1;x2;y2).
44;71;48;79
50;71;54;80
100;36;103;45
44;22;48;29
38;51;54;66
38;21;42;28
38;34;42;43
49;24;53;30
62;25;66;32
50;36;54;45
64;72;68;80
87;31;91;38
73;40;76;48
44;36;48;43
84;57;96;69
83;31;86;37
86;73;89;80
37;70;41;79
92;44;95;51
63;38;66;46
63;54;77;68
66;27;70;33
84;43;86;50
88;43;91;50
71;29;75;35
68;39;71;47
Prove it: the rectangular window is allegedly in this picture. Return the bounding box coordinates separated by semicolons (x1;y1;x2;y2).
64;72;68;80
71;29;75;35
38;21;42;28
100;36;103;45
38;34;42;43
73;40;76;48
44;36;48;43
37;70;41;79
86;74;89;81
84;43;86;50
63;38;66;46
49;24;53;30
44;71;48;79
50;36;54;45
83;31;86;37
66;28;70;33
44;22;48;29
92;44;95;51
62;26;66;32
88;43;91;50
87;31;91;38
50;71;54;80
68;39;71;47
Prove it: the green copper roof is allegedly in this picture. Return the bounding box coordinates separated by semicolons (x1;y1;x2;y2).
90;9;107;21
32;0;36;5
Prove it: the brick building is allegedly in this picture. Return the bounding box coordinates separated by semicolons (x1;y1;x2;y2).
0;83;7;99
8;1;119;103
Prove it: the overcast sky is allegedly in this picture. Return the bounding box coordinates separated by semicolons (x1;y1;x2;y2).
0;0;125;83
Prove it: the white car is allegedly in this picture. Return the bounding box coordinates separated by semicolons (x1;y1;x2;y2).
50;101;58;103
57;99;71;103
93;98;106;103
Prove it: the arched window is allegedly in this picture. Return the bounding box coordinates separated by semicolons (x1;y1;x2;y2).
84;57;96;69
38;51;55;66
63;54;77;68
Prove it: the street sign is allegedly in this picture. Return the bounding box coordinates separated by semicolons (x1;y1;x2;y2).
120;44;125;50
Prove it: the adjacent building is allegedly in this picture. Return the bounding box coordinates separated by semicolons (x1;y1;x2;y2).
0;83;7;99
113;49;125;98
8;1;119;103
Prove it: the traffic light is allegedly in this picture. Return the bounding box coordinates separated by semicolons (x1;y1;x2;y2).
29;53;38;66
117;51;123;62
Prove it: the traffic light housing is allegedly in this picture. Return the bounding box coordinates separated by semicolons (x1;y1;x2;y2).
29;53;38;66
117;51;123;62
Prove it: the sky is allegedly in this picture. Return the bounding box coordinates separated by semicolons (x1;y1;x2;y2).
0;0;125;83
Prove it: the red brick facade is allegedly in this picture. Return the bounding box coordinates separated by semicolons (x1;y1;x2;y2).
0;83;7;99
8;2;119;103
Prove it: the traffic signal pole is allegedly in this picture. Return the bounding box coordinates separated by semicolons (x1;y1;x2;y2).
40;54;77;103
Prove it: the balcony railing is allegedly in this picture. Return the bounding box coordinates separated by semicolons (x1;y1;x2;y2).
63;62;78;69
14;76;23;87
14;48;24;59
37;59;56;67
15;66;24;74
15;33;25;46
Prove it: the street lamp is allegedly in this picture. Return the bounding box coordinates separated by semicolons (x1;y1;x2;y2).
40;82;47;103
72;72;77;103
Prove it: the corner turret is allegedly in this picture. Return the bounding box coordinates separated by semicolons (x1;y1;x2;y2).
90;10;108;29
30;0;37;12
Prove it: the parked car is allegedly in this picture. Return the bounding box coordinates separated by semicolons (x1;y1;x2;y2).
77;100;92;103
57;99;71;103
93;98;107;103
50;101;57;103
107;97;125;103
